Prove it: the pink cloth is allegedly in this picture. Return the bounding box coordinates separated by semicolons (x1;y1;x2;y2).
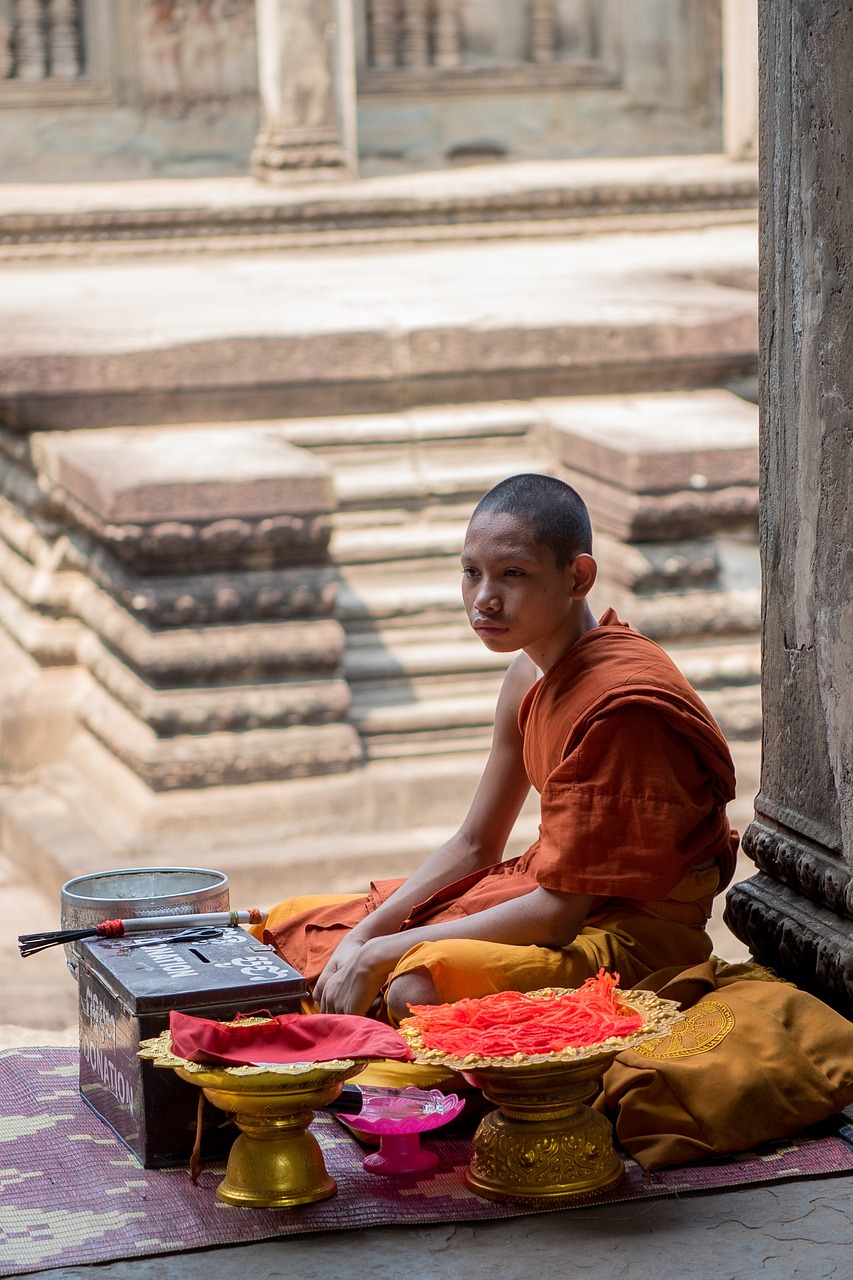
169;1009;413;1067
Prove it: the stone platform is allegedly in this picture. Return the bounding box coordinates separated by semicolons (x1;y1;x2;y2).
0;153;757;257
0;221;756;430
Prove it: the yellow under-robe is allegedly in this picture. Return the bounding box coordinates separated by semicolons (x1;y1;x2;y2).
251;885;716;1090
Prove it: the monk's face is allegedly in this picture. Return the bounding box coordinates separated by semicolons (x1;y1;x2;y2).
461;511;592;667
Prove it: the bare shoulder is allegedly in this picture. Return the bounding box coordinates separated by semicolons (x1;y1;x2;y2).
495;652;541;723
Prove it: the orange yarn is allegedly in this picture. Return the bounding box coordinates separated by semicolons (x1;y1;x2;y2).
406;970;643;1058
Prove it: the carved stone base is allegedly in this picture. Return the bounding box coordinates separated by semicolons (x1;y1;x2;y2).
724;873;853;1013
251;130;352;184
462;1058;624;1203
740;816;851;916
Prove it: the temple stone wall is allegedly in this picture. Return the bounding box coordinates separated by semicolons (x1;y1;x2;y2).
356;0;724;174
724;0;853;1010
0;0;261;182
0;0;730;182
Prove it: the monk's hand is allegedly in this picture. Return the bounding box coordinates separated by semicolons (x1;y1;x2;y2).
316;939;392;1017
313;933;366;1009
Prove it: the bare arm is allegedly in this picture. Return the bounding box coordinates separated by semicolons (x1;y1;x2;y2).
313;654;536;1006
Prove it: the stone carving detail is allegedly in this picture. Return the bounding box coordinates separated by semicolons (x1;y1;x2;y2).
0;427;361;790
724;874;853;1013
741;818;853;920
47;482;333;574
363;0;602;74
251;0;355;179
138;0;257;105
80;545;339;629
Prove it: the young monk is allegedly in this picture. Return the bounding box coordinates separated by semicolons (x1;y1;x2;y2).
254;473;738;1025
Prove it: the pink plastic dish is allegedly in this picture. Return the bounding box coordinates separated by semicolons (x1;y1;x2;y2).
341;1089;465;1175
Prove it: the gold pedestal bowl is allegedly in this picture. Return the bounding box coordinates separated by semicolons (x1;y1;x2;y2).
400;987;683;1205
461;1052;622;1201
139;1030;366;1208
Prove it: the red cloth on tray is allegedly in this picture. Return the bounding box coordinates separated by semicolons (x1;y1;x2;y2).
169;1009;413;1066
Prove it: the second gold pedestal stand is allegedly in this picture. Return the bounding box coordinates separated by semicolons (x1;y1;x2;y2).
138;1031;366;1209
174;1060;367;1208
463;1054;623;1203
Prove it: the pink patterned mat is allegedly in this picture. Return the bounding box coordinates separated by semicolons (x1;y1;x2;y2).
3;1047;853;1276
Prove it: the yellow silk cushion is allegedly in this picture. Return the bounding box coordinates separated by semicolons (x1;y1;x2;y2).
600;961;853;1170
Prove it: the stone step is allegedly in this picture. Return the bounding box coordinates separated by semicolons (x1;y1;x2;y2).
344;631;761;690
344;638;505;683
333;524;466;572
349;675;760;757
282;402;539;456
2;772;540;907
0;224;758;430
343;630;761;753
350;689;500;761
332;455;547;514
0;155;757;257
340;584;469;637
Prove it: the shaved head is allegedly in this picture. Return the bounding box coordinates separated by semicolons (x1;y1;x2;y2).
471;474;592;568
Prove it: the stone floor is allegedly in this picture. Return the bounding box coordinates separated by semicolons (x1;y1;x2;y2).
21;1179;853;1280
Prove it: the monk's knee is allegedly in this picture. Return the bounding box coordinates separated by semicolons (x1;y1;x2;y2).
385;968;439;1024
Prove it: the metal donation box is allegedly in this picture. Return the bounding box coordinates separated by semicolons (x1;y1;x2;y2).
77;928;308;1167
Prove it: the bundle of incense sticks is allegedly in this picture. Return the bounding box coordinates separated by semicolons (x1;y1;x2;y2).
18;909;267;957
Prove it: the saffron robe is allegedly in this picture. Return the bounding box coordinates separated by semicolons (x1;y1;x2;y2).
261;611;738;991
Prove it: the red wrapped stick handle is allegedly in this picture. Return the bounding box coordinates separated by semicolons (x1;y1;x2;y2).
97;910;266;936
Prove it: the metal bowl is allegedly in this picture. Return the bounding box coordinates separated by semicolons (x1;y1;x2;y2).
60;866;230;977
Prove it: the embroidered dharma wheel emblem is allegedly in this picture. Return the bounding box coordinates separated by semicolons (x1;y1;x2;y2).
633;1000;735;1059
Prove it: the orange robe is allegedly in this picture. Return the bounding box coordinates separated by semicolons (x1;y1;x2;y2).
262;611;738;992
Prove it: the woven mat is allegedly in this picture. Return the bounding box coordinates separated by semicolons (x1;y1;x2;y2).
4;1048;853;1276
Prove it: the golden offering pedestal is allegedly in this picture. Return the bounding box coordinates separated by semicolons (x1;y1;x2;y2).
139;1032;366;1208
400;986;684;1205
462;1053;622;1202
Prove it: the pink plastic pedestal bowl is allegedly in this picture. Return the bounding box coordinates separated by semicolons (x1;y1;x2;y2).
345;1090;465;1176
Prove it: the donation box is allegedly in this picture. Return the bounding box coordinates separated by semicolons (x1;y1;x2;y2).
77;928;308;1167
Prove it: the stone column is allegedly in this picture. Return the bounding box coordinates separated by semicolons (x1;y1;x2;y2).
252;0;358;183
722;0;759;159
724;2;853;1010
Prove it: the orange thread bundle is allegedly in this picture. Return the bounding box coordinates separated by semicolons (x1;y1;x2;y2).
406;970;643;1058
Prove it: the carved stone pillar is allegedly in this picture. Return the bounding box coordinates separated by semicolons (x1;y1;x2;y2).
367;0;398;69
724;2;853;1011
529;0;557;64
434;0;460;68
252;0;358;183
400;0;428;68
722;0;758;158
14;0;47;81
47;0;81;79
0;0;13;78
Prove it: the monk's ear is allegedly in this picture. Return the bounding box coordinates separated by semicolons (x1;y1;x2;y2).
568;553;597;598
